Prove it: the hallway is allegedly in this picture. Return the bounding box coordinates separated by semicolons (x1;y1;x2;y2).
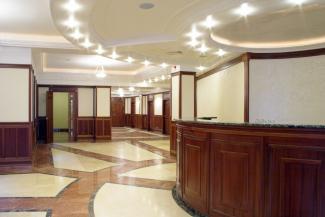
0;128;185;217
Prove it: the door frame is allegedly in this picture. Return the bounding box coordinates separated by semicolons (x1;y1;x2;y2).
46;87;78;143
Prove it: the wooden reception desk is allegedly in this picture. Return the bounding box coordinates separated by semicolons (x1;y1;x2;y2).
171;119;325;217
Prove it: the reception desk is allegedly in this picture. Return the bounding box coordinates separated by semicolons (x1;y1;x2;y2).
172;119;325;217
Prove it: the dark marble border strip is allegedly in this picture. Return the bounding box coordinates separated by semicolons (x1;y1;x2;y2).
0;209;52;217
172;186;208;217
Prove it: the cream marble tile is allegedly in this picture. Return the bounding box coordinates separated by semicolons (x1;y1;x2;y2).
0;173;76;197
0;212;47;217
120;163;176;181
58;141;164;161
51;148;119;172
139;140;170;151
94;183;190;217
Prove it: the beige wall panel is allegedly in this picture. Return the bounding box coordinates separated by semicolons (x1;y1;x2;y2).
181;75;195;119
172;76;180;119
197;62;245;122
53;92;69;129
125;98;131;114
78;88;94;117
142;96;148;115
250;56;325;125
38;87;49;117
0;68;29;122
96;88;111;117
154;94;163;116
135;96;141;114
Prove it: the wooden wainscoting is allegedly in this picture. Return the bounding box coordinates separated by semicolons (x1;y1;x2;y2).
77;117;94;140
125;114;132;127
95;117;112;140
134;114;143;129
0;123;32;165
142;115;148;130
170;121;177;155
150;115;163;132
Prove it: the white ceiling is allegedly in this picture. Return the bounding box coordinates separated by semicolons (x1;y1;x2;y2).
1;0;325;88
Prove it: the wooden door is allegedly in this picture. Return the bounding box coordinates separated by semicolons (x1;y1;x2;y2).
112;97;125;127
163;99;170;134
68;92;78;141
148;100;154;131
46;91;53;143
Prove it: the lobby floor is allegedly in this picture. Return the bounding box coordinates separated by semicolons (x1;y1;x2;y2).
0;128;186;217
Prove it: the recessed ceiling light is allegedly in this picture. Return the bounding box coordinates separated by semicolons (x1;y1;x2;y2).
187;39;200;48
139;2;155;10
70;28;83;40
96;72;106;78
129;87;135;92
167;75;171;79
64;15;80;28
186;25;202;39
154;77;159;82
197;43;210;53
287;0;308;5
235;3;255;17
109;50;120;59
63;0;81;13
81;38;93;48
160;63;169;68
201;15;218;29
196;66;206;71
148;79;152;83
126;56;135;63
161;75;166;80
95;45;105;55
216;49;226;57
142;60;151;66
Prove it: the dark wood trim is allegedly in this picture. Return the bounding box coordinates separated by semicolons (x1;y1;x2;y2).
179;73;182;119
197;55;245;80
0;64;32;69
194;76;197;118
38;84;111;88
248;47;325;59
243;54;250;122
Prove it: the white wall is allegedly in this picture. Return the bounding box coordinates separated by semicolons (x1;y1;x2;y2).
96;88;111;117
181;75;195;119
78;88;94;117
125;98;131;114
250;56;325;125
142;95;148;115
154;94;163;116
135;96;141;114
0;68;30;122
0;46;32;64
197;62;245;122
38;87;49;116
172;76;179;119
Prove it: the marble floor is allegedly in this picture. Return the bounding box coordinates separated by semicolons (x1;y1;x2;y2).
0;128;180;217
139;139;171;151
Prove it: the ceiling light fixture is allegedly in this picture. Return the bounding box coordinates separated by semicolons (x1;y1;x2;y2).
287;0;308;5
63;0;81;13
129;87;135;92
64;15;80;28
142;60;151;66
70;28;83;40
187;38;200;48
95;45;105;55
160;63;169;68
95;65;106;78
126;56;135;63
154;77;159;82
235;3;255;17
161;75;166;80
201;15;218;29
186;25;202;39
216;49;226;57
197;65;206;71
139;2;155;10
197;43;210;53
109;50;120;59
81;38;93;48
148;79;152;83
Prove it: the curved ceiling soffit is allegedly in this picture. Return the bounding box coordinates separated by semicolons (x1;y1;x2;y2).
49;0;210;68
